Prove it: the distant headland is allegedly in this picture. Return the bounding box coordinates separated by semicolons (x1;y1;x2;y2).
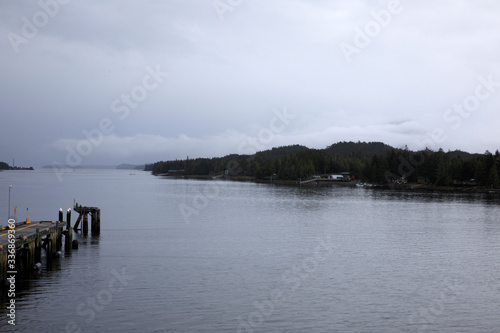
145;141;500;193
0;161;34;171
40;164;146;170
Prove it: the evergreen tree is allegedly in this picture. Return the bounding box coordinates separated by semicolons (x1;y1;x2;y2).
486;162;500;188
436;161;452;186
0;161;9;170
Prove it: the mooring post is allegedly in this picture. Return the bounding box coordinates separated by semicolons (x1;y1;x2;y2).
59;208;63;223
66;208;71;230
91;209;101;236
83;214;88;235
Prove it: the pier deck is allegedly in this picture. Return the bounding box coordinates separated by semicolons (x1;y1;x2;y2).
1;204;100;292
1;220;68;290
0;220;64;248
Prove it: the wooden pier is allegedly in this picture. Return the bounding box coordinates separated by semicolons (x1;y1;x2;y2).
73;203;100;236
0;204;100;291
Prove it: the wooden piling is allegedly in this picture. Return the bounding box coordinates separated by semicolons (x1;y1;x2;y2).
35;228;41;263
45;235;52;264
91;211;95;235
83;214;88;235
66;208;71;230
58;208;63;223
46;230;58;263
64;208;73;252
0;251;6;288
91;209;101;236
56;223;63;251
97;209;100;235
23;241;35;271
65;226;73;252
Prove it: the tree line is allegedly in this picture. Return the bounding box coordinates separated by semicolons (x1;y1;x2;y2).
146;141;500;188
0;161;34;170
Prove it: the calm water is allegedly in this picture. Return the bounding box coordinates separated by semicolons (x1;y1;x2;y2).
1;169;500;332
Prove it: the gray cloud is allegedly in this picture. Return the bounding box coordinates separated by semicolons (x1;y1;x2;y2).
1;0;499;168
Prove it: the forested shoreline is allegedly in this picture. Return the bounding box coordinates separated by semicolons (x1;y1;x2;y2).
146;141;500;189
0;161;34;171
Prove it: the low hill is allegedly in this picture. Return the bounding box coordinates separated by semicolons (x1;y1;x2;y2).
325;141;394;156
445;150;479;160
148;141;500;188
254;144;309;161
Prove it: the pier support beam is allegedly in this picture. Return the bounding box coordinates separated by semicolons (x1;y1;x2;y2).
91;211;96;236
83;214;88;235
23;241;35;271
65;227;73;252
35;228;41;263
46;230;58;263
56;224;63;251
74;215;82;230
91;209;101;236
0;251;6;288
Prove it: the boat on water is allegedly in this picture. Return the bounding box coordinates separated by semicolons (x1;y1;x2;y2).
356;182;374;188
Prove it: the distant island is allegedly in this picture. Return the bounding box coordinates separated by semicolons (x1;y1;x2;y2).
116;164;146;170
41;164;145;170
146;141;500;193
0;161;34;171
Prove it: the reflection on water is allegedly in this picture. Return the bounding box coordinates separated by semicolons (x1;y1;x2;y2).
1;169;500;332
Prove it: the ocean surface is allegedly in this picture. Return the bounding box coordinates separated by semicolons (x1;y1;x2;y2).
1;169;500;332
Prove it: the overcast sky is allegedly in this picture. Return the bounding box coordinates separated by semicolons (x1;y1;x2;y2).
1;0;499;168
